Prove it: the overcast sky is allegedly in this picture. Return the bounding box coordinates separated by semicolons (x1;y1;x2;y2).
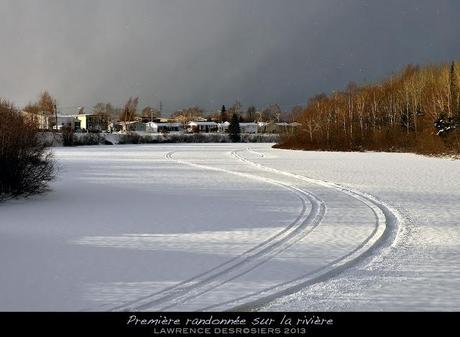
1;0;459;114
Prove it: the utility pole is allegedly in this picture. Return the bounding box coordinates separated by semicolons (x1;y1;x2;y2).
54;103;58;133
159;101;163;117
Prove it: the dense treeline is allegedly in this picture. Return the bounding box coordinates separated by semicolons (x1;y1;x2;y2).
277;61;460;154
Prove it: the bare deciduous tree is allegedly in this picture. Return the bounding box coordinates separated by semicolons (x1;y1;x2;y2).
0;99;55;200
278;60;460;154
120;97;139;125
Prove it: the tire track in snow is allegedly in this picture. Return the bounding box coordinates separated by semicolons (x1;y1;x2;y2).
197;148;400;311
246;148;265;158
109;150;326;311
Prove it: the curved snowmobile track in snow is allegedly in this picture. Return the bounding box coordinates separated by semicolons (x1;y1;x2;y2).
196;148;400;311
111;147;400;312
110;151;326;311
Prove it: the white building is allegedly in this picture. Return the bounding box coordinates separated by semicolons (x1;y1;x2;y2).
146;122;182;133
187;121;218;133
240;122;258;134
55;115;80;130
218;121;258;134
218;121;230;133
74;114;109;132
21;111;51;130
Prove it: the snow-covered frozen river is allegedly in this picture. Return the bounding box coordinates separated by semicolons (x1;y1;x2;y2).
0;144;459;311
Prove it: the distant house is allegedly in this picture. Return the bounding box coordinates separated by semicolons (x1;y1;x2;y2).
75;114;108;132
194;116;208;122
218;121;230;133
187;121;218;133
274;122;289;133
155;118;173;123
145;122;158;133
124;121;146;132
55;115;80;131
255;122;300;134
257;122;268;133
275;122;301;134
218;121;258;134
146;122;182;133
109;121;145;132
240;122;258;134
109;122;123;133
21;111;52;130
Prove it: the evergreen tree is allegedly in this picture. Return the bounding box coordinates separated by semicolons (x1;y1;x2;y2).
220;105;228;122
228;113;241;142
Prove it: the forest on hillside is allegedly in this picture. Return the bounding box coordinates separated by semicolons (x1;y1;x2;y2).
277;61;460;155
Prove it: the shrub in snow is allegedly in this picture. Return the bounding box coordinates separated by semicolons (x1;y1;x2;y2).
78;133;103;145
0;99;55;200
62;125;75;146
119;132;142;144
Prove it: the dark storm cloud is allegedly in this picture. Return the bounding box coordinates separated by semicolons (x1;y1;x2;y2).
1;0;459;113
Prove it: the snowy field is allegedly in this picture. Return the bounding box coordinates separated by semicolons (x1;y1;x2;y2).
0;144;459;311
